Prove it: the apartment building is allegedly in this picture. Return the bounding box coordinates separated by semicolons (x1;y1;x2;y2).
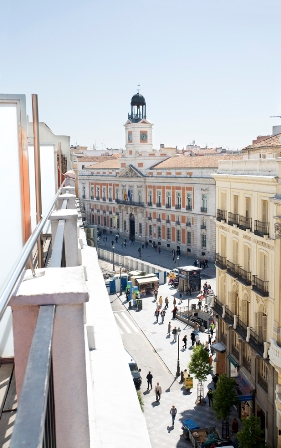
212;134;281;448
79;92;242;260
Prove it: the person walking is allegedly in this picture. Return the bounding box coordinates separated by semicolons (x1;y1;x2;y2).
155;308;160;323
182;334;187;350
164;297;169;309
195;333;200;345
146;371;153;390
170;405;177;426
172;326;178;343
167;321;171;337
210;322;215;337
154;289;158;302
160;309;166;324
172;306;177;319
173;297;177;307
155;382;162;401
190;331;196;346
207;389;213;407
158;296;163;308
213;373;219;389
179;293;183;304
231;417;239;435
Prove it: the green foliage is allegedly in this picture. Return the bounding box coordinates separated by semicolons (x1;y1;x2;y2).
137;389;144;412
236;415;266;448
188;345;212;383
212;374;237;420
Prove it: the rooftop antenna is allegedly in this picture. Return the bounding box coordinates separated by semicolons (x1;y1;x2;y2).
137;84;140;94
270;115;281;118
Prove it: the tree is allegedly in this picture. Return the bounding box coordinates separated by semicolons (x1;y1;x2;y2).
236;415;266;448
212;374;237;420
188;345;212;383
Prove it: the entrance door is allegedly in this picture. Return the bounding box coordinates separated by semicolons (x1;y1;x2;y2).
129;213;135;242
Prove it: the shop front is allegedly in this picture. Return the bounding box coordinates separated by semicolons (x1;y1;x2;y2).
235;371;255;419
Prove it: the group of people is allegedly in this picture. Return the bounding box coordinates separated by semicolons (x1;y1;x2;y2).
146;372;177;426
193;257;208;269
153;293;179;323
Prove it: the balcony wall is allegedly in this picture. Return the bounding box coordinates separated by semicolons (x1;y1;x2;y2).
269;338;281;373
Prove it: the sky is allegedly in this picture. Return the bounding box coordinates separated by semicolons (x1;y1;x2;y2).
1;0;281;151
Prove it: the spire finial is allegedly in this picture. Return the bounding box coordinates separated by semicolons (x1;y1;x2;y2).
137;84;140;94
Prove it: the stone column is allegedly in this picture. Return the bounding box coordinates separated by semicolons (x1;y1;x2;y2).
10;266;90;448
61;186;75;195
57;193;76;209
50;209;79;267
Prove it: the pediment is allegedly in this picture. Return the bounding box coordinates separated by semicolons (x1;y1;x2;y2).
140;119;150;124
118;165;144;178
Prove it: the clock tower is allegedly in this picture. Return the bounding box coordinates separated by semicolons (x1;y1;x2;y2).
124;92;153;155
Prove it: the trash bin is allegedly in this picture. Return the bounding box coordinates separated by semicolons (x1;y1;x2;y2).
138;299;142;311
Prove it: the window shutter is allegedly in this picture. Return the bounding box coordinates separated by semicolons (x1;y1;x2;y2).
241;300;247;323
262;315;267;341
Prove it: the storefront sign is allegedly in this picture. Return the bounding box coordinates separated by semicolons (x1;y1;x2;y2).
237;395;253;402
185;377;193;389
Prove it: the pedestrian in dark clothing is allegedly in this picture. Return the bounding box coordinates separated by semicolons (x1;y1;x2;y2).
155;309;160;323
208;334;212;345
207;389;213;407
182;335;187;350
231;418;239;434
170;405;177;426
213;373;219;389
160;309;166;324
167;321;171;336
191;331;196;346
154;289;158;302
146;371;153;390
155;383;162;401
115;235;118;243
172;327;178;342
172;306;177;319
198;300;202;310
164;297;169;309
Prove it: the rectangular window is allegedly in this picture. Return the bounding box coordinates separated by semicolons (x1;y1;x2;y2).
158;226;161;238
157;191;161;205
98;215;100;225
167;228;171;240
102;187;106;198
104;216;106;226
233;195;238;214
124;220;127;231
221;192;226;210
149;225;152;236
201;234;206;248
116;188;119;199
138;190;142;203
261;200;268;222
116;218;119;229
110;217;112;228
177;229;181;242
139;223;142;235
176;192;181;208
245;197;251;218
202;194;207;212
187;231;191;245
187;193;192;209
166;191;171;207
109;187;112;199
96;186;100;198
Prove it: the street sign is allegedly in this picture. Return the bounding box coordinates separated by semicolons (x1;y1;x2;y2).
237;395;253;401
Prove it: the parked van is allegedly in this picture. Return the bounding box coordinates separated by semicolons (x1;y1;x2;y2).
125;350;142;390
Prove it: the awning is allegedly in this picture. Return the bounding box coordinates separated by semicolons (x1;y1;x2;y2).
227;354;239;368
211;342;226;353
136;276;159;285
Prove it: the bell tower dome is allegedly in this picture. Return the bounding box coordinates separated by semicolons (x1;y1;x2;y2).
128;93;146;123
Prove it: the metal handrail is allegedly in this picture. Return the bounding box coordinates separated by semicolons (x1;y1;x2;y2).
0;182;65;322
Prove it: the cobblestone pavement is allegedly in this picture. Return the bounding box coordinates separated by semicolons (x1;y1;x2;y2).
99;254;240;448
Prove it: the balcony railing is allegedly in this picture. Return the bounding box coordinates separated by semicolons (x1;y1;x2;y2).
148;216;152;220
224;307;234;325
220;333;227;345
186;205;192;211
176;220;181;225
213;297;223;317
102;197;106;201
116;199;144;207
166;203;171;208
157;218;161;222
201;207;207;213
228;212;239;226
232;346;239;361
216;209;226;221
175;204;181;210
166;219;170;223
258;374;268;393
90;195;94;200
82;195;86;199
201;224;206;230
249;328;264;356
156;202;162;207
186;222;191;227
96;196;100;200
242;357;251;373
254;220;269;237
147;201;152;206
215;253;227;270
227;260;238;278
252;275;269;297
239;216;252;231
236;317;247;340
237;267;251;286
109;198;113;202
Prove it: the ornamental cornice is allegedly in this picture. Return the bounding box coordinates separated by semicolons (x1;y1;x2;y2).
257;240;273;250
213;174;278;184
232;230;239;236
218;224;229;231
243;234;252;241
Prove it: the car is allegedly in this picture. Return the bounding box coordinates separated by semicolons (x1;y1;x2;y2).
125;350;142;390
172;268;179;275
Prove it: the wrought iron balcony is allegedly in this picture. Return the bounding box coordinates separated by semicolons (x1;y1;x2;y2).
157;217;161;222
156;202;162;207
227;260;238;278
166;219;170;224
82;195;86;199
108;198;113;202
237;267;251;286
224;307;234;325
175;204;181;210
166;203;171;208
201;224;206;230
147;201;152;206
96;196;100;200
232;346;239;360
213;297;223;317
236;317;247;340
239;216;252;231
102;197;106;201
186;222;191;227
148;216;152;220
90;195;94;200
228;212;239;226
216;209;226;221
201;207;207;213
252;275;269;297
242;357;251;374
176;220;181;226
215;253;227;270
249;328;264;356
186;205;192;211
220;333;227;345
258;373;268;393
254;220;269;237
116;199;144;207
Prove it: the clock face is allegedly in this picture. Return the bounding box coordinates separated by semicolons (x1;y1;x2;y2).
128;131;132;143
140;131;147;143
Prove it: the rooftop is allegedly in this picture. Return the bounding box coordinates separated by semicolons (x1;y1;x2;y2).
243;133;281;151
152;154;243;169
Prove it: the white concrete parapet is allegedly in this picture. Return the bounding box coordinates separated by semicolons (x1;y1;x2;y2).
57;193;76;209
50;209;79;267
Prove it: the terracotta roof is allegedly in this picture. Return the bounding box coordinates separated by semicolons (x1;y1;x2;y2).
87;158;120;169
151;154;243;169
79;155;119;163
244;133;281;150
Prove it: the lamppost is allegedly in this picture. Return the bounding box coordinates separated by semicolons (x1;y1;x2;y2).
176;326;182;377
177;256;180;268
112;244;115;271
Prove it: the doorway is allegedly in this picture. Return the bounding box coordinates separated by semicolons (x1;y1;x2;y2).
129;213;135;242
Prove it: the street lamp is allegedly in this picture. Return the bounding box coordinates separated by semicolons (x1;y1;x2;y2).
112;244;115;271
177;256;180;268
176;326;182;377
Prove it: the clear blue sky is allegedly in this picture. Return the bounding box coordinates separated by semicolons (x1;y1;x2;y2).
1;0;281;151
